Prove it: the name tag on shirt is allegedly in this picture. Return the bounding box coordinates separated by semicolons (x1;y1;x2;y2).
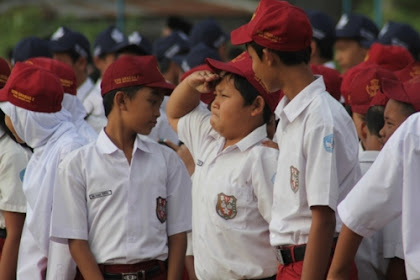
89;190;112;199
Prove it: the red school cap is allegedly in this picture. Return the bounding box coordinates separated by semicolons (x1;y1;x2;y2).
391;79;420;111
395;61;420;83
25;57;77;96
101;55;175;96
206;51;281;112
310;64;342;101
230;0;312;51
343;63;398;114
365;43;414;72
0;62;63;113
0;57;11;89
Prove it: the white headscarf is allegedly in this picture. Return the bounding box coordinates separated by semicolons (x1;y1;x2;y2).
62;93;98;142
5;103;88;255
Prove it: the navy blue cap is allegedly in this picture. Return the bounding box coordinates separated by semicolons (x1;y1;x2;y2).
50;26;91;60
12;36;51;65
378;21;420;59
153;31;190;62
335;13;379;48
189;19;228;49
93;26;130;57
126;31;153;55
173;43;221;72
306;10;335;42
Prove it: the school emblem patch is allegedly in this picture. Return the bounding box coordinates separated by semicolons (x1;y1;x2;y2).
323;134;334;153
216;193;237;220
156;197;167;223
290;166;300;193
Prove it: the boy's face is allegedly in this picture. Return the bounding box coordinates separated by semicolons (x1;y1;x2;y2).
5;115;25;143
94;53;116;76
210;76;254;140
246;45;275;92
379;99;409;147
123;87;164;135
334;39;367;74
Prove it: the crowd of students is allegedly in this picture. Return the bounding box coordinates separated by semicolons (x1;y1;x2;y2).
1;0;420;279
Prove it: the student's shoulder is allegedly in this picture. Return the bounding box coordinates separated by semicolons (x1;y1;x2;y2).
60;141;96;165
138;134;178;158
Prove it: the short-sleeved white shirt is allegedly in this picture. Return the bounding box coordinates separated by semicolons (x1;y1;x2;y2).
50;130;192;264
338;112;420;279
178;106;278;280
0;130;31;228
270;76;361;246
79;78;107;133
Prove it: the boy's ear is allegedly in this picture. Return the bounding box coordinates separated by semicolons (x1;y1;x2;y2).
261;49;278;66
114;91;128;111
250;95;265;117
360;120;369;140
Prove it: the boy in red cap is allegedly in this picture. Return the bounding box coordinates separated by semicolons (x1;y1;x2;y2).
27;57;97;143
0;62;88;279
167;51;281;279
328;80;420;279
230;1;361;279
0;57;31;280
50;55;192;280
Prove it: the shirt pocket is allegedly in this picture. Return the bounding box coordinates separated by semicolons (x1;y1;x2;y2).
209;183;253;230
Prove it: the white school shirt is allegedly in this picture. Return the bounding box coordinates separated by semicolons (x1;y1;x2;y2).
0;127;31;228
178;106;278;280
270;76;361;246
356;150;388;280
79;77;107;133
50;130;192;264
62;93;98;143
338;112;420;279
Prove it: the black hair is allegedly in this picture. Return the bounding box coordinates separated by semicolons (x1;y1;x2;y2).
167;16;192;35
247;41;311;65
313;38;334;61
366;105;385;137
218;73;271;124
0;109;18;143
158;57;171;74
397;101;416;118
102;85;144;117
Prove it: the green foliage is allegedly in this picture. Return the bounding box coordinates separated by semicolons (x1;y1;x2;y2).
0;5;142;59
355;0;420;31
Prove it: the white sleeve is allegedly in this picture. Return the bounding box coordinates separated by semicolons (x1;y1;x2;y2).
304;125;339;210
50;150;89;241
177;104;212;159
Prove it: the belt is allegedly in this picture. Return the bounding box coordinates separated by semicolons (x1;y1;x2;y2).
0;228;6;238
99;260;166;280
276;237;338;266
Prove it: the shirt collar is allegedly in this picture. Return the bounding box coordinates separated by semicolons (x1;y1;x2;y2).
231;124;268;152
96;130;152;155
275;75;326;123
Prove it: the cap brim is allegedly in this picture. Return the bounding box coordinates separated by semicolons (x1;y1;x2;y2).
230;24;253;46
49;40;71;53
205;58;244;77
147;80;175;96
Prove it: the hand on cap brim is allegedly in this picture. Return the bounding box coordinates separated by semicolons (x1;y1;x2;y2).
186;70;219;94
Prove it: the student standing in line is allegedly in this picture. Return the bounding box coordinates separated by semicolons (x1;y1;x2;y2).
50;55;192;280
230;1;361;279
